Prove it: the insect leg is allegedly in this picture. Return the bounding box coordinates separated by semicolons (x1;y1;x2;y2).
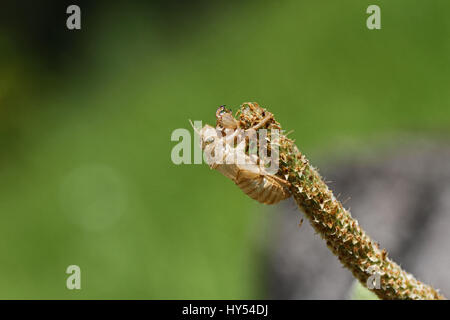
269;174;291;189
251;112;274;130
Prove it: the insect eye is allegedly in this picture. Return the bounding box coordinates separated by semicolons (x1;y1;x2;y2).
205;137;215;144
217;105;231;116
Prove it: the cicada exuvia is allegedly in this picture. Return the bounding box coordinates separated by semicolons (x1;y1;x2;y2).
191;104;290;205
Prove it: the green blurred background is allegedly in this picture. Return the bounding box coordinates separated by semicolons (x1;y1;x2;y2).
0;0;448;298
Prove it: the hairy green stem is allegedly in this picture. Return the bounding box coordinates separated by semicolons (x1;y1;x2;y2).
236;102;445;300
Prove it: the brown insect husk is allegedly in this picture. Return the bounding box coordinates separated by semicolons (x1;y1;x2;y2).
196;105;290;205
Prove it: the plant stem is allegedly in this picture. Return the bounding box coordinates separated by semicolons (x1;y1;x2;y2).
236;102;445;300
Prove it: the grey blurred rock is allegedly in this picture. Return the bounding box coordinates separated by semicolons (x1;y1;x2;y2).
265;139;450;299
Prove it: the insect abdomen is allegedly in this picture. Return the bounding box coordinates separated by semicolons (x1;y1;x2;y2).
235;173;290;205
